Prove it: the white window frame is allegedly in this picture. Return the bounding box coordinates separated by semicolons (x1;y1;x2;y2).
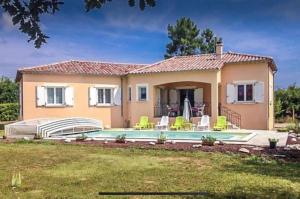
46;86;65;106
236;83;254;103
96;87;113;106
136;84;149;102
128;85;132;101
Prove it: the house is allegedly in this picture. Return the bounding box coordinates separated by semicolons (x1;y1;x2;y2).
16;43;277;130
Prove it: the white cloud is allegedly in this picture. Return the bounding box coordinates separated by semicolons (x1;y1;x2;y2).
0;13;15;31
100;1;175;33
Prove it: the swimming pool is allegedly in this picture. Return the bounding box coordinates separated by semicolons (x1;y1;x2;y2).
60;130;256;142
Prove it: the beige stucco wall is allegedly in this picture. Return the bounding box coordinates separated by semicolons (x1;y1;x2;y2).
21;61;274;130
22;73;124;128
220;62;274;130
126;70;220;127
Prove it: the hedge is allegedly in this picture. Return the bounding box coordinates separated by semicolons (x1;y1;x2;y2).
0;103;19;121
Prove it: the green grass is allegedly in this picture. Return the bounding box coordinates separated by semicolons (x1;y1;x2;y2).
0;142;299;199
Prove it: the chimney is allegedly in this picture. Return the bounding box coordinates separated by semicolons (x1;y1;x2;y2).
216;41;223;59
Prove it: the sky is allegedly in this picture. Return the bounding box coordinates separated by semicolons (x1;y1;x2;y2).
0;0;300;88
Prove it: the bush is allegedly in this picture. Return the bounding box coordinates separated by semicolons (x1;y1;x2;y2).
201;135;217;146
157;132;167;144
116;134;126;143
277;128;288;132
0;103;19;121
75;133;87;141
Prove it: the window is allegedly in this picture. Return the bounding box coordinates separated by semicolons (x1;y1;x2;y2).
128;86;132;101
237;84;253;102
97;88;112;105
46;87;65;105
137;84;148;101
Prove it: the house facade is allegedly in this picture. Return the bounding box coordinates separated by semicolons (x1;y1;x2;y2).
16;43;277;130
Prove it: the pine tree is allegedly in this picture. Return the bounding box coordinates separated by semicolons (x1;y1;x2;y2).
200;28;222;54
164;17;201;59
165;18;221;58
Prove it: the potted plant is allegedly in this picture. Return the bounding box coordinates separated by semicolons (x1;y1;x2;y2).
268;138;279;149
76;133;87;141
116;134;126;143
157;132;167;144
201;136;216;146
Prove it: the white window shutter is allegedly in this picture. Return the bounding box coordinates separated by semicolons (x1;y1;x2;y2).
65;87;74;106
36;86;45;106
226;83;236;104
114;87;122;106
89;87;97;106
254;81;264;103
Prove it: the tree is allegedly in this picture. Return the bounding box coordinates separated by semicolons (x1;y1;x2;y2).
285;84;300;121
165;17;221;58
0;0;156;48
0;76;19;103
165;17;201;59
200;28;222;54
275;84;300;121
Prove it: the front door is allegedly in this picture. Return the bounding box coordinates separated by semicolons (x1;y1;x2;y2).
179;89;194;114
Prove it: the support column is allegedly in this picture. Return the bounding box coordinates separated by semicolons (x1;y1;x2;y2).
210;81;219;127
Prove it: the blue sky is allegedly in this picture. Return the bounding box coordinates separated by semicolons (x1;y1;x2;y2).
0;0;299;88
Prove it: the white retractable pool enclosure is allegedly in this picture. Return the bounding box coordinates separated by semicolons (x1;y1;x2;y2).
5;117;103;138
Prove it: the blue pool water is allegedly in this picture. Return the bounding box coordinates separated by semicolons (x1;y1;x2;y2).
71;130;254;142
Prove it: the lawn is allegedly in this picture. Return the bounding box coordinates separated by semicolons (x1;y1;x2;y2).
0;141;299;199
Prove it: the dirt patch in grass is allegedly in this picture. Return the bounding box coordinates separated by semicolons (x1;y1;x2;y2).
157;156;211;167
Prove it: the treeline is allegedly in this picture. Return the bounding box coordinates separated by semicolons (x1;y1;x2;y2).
0;77;19;121
275;84;300;122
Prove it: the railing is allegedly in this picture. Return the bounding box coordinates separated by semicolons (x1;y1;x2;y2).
154;103;210;117
218;104;241;129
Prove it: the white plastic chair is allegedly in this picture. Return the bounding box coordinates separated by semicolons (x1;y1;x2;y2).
197;115;210;131
155;116;169;130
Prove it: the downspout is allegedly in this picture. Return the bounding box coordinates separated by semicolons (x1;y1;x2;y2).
273;69;277;129
19;76;23;120
121;76;124;117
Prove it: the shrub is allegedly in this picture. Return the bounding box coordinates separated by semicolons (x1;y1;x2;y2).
116;134;126;143
201;135;216;146
0;103;19;121
75;133;87;141
157;132;167;144
287;123;296;132
277;128;288;132
268;138;279;143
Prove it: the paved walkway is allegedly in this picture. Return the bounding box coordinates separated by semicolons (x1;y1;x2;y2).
224;130;288;147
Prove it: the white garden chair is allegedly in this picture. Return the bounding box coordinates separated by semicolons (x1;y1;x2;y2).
155;116;169;130
197;115;210;131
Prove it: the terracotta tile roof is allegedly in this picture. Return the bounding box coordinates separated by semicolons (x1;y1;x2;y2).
16;52;276;81
130;52;276;74
17;60;146;78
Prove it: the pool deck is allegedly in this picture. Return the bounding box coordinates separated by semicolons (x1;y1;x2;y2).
222;130;288;147
44;129;289;147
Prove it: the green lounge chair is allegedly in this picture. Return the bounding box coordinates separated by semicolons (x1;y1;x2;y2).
213;116;227;131
170;116;185;130
134;116;153;130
